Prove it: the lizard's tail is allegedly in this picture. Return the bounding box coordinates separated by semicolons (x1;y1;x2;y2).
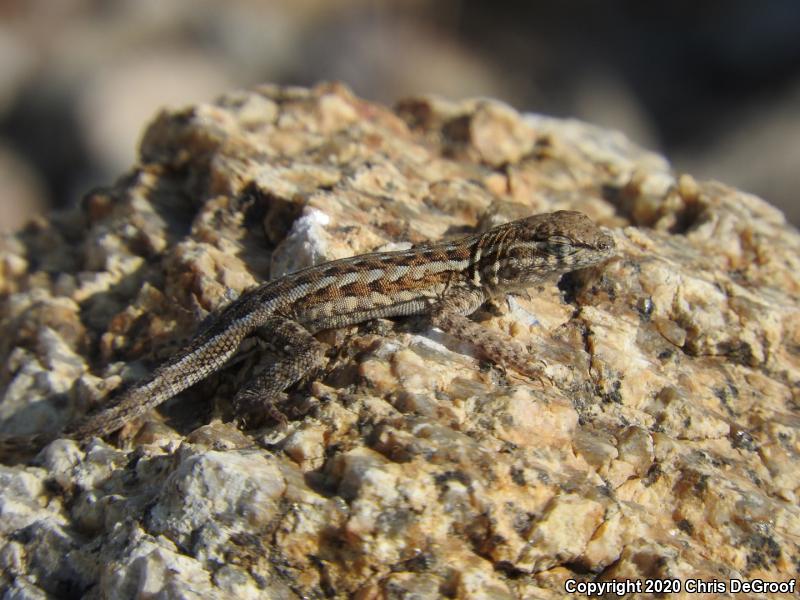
5;304;270;450
64;323;252;440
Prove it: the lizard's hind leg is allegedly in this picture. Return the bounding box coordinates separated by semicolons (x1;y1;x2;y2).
233;317;326;427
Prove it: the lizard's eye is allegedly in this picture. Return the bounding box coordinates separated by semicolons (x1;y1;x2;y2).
548;235;572;246
547;236;575;257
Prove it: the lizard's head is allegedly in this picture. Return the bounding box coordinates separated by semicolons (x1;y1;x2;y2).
479;210;616;292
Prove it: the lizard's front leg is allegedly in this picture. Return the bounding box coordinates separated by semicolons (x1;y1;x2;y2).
233;316;326;427
430;287;548;382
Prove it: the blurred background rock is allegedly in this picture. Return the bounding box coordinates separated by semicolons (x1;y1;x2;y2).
1;0;798;231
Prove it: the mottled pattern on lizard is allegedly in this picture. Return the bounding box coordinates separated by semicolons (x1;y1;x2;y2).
3;210;615;456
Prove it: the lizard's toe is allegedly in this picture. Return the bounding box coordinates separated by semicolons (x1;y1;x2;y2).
233;389;289;429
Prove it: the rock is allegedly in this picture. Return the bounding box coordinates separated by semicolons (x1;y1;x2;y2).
0;82;798;598
0;145;48;234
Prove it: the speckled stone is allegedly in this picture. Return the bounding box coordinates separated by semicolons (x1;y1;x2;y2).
1;82;798;599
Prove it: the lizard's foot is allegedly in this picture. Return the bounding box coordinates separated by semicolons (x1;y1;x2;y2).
518;358;554;387
233;388;289;429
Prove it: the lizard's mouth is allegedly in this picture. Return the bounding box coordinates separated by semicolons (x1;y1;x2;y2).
572;242;616;269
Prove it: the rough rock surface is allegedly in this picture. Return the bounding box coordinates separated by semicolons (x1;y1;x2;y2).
1;82;798;599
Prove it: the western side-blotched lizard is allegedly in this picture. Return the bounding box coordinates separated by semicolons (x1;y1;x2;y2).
2;210;615;456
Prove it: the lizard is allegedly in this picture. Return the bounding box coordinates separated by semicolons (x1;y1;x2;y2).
0;210;615;459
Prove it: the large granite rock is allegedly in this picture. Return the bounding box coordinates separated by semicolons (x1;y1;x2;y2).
0;83;797;598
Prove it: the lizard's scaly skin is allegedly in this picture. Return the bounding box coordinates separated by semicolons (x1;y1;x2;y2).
1;211;615;458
